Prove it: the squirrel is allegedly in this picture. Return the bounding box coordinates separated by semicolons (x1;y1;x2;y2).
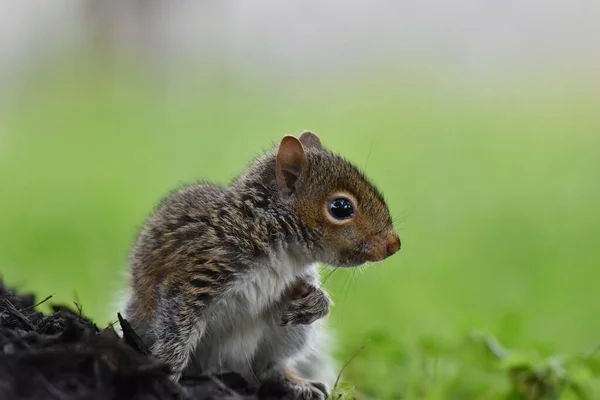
120;131;400;400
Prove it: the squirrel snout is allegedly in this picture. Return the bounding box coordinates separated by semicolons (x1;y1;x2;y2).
362;233;401;262
386;234;401;257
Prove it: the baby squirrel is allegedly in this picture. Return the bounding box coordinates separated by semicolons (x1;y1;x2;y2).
121;131;400;400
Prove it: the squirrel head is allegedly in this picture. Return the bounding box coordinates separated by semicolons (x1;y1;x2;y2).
274;131;400;267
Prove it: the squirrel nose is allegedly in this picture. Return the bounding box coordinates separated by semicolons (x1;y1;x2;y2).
361;233;401;262
386;234;401;257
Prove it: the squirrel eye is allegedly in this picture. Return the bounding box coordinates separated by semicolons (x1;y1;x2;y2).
328;197;355;220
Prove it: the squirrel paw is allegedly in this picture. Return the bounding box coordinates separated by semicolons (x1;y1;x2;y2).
258;376;329;400
281;283;330;326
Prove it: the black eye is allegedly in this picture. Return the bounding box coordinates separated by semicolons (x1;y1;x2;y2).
328;197;355;220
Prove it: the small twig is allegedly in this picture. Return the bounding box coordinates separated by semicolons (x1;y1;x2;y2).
209;375;229;391
73;302;84;317
117;312;151;355
209;375;238;396
332;341;369;394
70;290;84;317
20;294;54;312
484;333;507;360
106;319;118;330
2;299;36;331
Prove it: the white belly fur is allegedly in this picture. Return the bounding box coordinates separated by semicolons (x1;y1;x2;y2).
189;249;317;378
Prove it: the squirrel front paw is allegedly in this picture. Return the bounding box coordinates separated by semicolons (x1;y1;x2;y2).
281;281;330;326
258;374;329;400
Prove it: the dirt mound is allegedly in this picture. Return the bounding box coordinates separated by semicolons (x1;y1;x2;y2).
0;281;262;400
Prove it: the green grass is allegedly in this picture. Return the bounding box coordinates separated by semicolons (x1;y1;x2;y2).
1;56;599;399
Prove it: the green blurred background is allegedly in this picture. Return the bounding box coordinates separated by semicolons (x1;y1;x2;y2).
1;2;599;398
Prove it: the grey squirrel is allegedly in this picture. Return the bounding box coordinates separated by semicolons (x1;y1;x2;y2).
120;131;400;400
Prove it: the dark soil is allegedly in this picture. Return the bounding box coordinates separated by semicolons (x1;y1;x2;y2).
0;281;265;400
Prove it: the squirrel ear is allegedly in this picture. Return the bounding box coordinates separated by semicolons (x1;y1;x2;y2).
298;131;322;150
276;135;308;198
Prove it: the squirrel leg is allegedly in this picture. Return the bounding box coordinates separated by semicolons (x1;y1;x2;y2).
257;365;329;400
149;288;206;382
281;279;331;326
255;290;331;400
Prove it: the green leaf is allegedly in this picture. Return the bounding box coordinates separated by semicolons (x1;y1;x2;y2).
500;352;538;371
329;381;356;400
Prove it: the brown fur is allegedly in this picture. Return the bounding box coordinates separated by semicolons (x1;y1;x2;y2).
121;131;400;399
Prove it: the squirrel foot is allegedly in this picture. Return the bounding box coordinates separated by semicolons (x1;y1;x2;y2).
258;372;329;400
281;281;330;326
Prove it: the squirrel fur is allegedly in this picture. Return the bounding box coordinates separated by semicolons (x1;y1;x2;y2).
119;131;400;400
